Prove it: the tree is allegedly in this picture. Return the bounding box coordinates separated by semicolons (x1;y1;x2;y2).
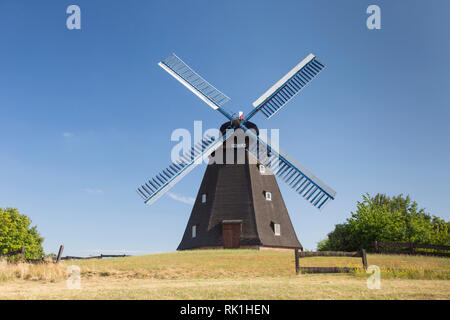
317;193;449;252
317;223;353;251
0;207;44;259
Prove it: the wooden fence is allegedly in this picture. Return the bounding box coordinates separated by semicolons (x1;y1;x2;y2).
0;246;49;264
0;245;130;264
0;247;25;259
56;245;130;261
60;254;129;261
374;241;450;257
294;249;367;274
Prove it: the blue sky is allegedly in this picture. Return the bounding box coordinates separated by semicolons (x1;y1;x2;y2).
1;0;449;255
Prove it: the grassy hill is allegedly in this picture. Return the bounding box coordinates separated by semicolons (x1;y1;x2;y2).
1;249;449;299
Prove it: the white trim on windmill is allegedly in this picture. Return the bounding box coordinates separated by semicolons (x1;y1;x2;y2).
141;130;235;206
253;54;315;108
245;129;336;210
250;53;325;119
158;62;219;110
274;223;281;236
158;53;231;111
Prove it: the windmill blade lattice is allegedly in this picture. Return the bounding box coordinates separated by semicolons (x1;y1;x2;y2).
248;54;325;120
158;54;232;117
245;129;336;210
137;130;234;205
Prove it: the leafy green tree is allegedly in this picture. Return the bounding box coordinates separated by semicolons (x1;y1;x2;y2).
0;207;44;259
317;193;449;252
317;223;353;251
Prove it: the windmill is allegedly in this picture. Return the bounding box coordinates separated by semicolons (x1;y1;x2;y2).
137;53;336;251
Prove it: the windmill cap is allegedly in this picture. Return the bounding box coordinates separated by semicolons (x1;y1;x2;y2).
219;121;259;135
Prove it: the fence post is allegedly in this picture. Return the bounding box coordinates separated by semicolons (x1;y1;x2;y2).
361;249;368;270
295;248;300;275
56;245;64;263
374;241;378;253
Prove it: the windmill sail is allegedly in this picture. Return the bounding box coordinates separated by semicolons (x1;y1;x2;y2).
244;128;336;210
158;53;232;117
137;130;234;205
249;54;325;119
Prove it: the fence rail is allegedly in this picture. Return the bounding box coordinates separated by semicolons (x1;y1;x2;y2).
374;241;450;257
60;254;129;261
0;245;130;264
0;247;25;259
295;249;367;274
0;246;49;264
298;251;363;258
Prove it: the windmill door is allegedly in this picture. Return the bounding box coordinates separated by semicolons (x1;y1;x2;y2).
222;221;242;248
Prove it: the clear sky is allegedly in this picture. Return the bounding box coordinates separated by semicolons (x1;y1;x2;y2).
1;0;449;255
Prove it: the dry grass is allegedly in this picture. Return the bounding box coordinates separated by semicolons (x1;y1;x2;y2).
2;276;449;300
0;250;449;299
0;260;66;282
65;250;450;280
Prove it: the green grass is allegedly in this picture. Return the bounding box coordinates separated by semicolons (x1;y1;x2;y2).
0;250;449;299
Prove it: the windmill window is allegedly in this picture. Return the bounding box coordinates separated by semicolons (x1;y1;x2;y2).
201;194;207;203
259;165;265;174
265;191;272;201
274;223;281;236
192;225;197;238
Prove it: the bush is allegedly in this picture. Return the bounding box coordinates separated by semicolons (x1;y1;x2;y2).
317;193;449;252
0;207;44;259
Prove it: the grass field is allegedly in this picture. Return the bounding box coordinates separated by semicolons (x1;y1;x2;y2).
0;250;449;299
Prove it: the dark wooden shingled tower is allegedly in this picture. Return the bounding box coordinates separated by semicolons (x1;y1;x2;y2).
177;122;302;251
